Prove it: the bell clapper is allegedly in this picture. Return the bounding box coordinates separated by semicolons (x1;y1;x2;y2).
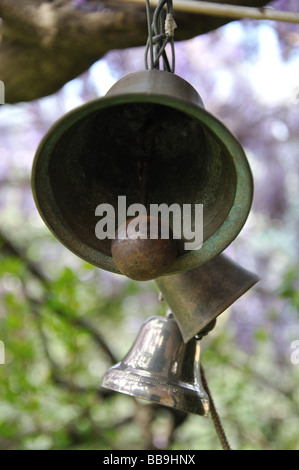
112;122;177;281
111;215;177;281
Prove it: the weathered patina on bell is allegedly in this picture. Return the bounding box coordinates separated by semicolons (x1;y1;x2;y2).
32;70;253;276
155;253;259;343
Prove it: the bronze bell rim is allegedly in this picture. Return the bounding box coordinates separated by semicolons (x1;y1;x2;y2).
32;70;253;276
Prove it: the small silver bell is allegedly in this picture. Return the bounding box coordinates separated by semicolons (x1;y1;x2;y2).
101;314;209;416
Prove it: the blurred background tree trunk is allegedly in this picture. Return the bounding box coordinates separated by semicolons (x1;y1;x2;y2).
0;0;272;103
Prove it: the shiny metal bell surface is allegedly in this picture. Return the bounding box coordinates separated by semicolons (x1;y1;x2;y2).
156;253;259;343
101;315;209;416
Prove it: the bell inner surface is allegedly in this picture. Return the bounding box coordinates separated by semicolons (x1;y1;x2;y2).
48;102;236;256
32;70;252;274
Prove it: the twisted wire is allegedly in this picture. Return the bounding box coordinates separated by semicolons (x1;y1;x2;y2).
145;0;176;73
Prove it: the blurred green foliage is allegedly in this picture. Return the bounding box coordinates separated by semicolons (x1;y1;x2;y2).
1;235;299;450
1;2;299;449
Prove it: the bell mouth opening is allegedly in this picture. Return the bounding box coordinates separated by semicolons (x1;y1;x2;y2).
32;74;252;275
41;103;236;251
102;366;209;417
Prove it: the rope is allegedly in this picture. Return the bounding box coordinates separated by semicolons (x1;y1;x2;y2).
200;363;232;450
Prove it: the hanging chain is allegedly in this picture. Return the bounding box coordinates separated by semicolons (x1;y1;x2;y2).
145;0;177;73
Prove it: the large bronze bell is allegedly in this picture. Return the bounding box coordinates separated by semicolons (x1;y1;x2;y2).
101;313;209;416
32;70;253;275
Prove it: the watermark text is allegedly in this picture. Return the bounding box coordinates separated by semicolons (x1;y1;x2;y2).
0;81;4;105
290;340;299;365
0;341;5;364
95;196;203;250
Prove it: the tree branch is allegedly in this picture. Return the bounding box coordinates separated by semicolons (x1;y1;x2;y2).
0;228;118;364
0;0;272;103
123;0;299;23
0;229;50;288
